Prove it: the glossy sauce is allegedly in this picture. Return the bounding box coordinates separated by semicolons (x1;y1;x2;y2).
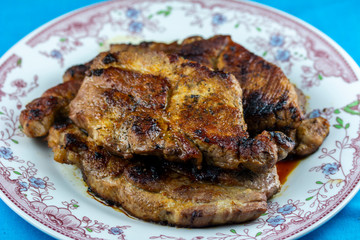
276;157;302;184
87;188;136;219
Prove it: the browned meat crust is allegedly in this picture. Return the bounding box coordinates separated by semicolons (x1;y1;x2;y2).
47;121;280;227
293;117;330;156
69;51;294;172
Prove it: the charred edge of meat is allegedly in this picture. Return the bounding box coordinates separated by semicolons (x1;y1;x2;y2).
208;70;229;79
180;42;208;57
180;62;230;80
243;92;288;117
68;64;89;77
90;69;104;76
26;96;59;120
269;131;294;146
102;53;118;64
139;41;154;47
63;64;90;83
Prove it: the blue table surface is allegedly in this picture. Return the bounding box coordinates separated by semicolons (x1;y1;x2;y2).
1;0;359;239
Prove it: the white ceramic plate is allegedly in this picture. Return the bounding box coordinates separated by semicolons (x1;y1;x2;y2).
0;0;359;239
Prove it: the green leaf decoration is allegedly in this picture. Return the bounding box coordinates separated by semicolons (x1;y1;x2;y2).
73;204;79;208
17;59;22;66
334;109;341;114
306;196;314;201
230;229;237;234
333;124;342;129
345;123;350;129
336;117;343;126
256;232;262;237
156;6;172;16
316;181;323;184
234;23;240;28
148;14;153;19
11;139;19;144
13;171;21;175
86;228;93;232
262;51;268;57
343;100;360;115
261;212;268;216
318;74;323;80
60;38;67;42
0;111;4;115
99;42;103;47
18;125;23;130
256;27;261;32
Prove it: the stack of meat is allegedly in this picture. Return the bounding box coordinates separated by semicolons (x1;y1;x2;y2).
20;35;329;227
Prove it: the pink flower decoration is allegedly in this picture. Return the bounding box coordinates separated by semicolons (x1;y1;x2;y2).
31;201;81;229
11;79;27;88
301;66;312;74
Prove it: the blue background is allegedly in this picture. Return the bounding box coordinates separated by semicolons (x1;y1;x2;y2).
0;0;359;239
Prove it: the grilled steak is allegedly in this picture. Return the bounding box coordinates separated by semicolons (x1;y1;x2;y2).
47;121;281;227
69;50;294;172
111;35;329;155
111;35;304;132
